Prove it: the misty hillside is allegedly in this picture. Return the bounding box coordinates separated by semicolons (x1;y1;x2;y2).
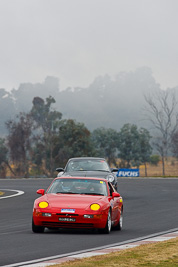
0;67;177;136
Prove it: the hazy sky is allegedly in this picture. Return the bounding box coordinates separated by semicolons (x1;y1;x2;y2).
0;0;178;91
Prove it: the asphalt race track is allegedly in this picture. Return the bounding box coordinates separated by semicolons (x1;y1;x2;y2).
0;178;178;266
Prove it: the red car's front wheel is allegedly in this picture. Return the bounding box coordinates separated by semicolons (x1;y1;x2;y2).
114;209;123;230
32;219;45;233
99;209;112;234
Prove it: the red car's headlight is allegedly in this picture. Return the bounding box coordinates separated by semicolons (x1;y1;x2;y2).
90;204;100;211
38;202;49;208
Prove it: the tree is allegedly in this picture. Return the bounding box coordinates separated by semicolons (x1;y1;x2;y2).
118;124;141;168
0;138;16;177
149;154;160;166
144;89;178;175
53;119;95;167
91;127;119;166
6;113;33;177
0;89;16;135
171;130;178;158
118;124;152;170
0;138;8;177
138;128;152;176
30;96;62;177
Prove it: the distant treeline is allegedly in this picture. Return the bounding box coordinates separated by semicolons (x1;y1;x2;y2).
1;67;178;177
2;67;178;136
0;96;154;178
0;93;178;178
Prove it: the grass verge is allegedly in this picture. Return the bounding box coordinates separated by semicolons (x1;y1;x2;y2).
51;237;178;267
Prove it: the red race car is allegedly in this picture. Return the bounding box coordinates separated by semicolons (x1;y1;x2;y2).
32;177;123;234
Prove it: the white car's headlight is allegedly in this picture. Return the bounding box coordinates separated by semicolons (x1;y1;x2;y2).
57;171;64;177
107;175;114;183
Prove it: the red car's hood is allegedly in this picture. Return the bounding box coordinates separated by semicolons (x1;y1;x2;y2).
39;193;107;210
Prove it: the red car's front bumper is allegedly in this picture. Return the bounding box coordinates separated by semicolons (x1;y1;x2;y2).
33;208;108;229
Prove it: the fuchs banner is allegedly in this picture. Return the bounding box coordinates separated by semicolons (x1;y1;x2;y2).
117;168;139;177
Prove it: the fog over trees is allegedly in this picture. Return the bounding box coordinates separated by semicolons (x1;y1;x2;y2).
1;67;178;177
0;67;178;136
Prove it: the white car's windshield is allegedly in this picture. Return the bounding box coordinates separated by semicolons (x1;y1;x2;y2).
66;159;110;172
47;178;108;196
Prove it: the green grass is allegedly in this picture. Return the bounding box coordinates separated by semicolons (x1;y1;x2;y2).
51;237;178;267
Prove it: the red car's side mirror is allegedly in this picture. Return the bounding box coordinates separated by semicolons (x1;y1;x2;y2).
36;189;45;195
112;192;120;198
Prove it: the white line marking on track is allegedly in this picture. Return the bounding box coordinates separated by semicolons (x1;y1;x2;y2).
0;189;24;199
3;228;178;267
69;251;106;258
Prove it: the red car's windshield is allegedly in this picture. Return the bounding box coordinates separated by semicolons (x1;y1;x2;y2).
47;178;108;196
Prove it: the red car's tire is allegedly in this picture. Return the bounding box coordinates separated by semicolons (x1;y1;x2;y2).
99;209;112;234
32;219;45;233
114;209;123;230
